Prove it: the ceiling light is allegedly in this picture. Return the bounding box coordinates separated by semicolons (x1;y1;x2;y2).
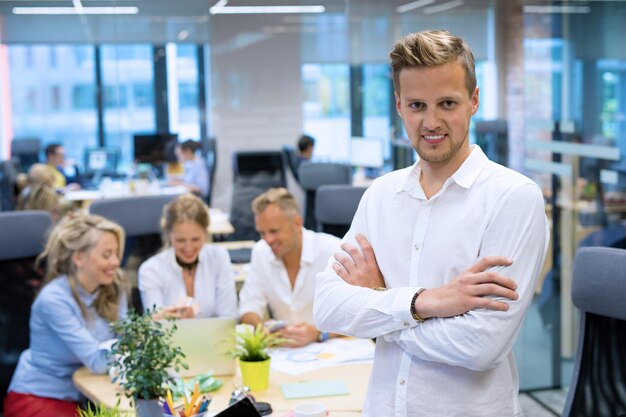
12;6;139;14
396;0;435;14
210;5;325;15
423;0;464;15
209;0;324;15
523;5;591;13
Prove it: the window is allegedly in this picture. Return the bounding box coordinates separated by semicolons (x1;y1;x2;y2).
101;44;155;168
302;64;350;162
168;44;200;141
9;45;97;166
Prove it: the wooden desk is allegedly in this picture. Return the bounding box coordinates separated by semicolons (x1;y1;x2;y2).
73;362;371;416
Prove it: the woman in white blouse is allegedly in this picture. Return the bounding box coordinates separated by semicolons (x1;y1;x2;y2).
138;194;237;319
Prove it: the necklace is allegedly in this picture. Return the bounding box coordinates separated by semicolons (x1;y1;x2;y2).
176;256;199;271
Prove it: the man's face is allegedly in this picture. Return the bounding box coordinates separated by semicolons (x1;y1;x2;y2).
395;62;479;171
49;146;65;166
255;203;302;259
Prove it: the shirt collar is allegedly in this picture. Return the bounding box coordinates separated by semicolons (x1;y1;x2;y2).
75;278;101;307
269;227;313;266
396;145;488;197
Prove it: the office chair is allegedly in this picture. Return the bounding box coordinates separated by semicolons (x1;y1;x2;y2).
562;247;626;417
204;137;217;205
315;184;367;238
281;145;299;182
89;194;179;313
299;162;352;231
474;120;508;167
0;210;52;407
230;150;287;241
0;159;19;211
10;138;41;173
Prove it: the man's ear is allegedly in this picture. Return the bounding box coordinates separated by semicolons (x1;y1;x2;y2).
470;87;480;115
395;92;402;118
294;214;303;228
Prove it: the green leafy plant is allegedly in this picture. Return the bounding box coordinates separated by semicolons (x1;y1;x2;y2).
226;324;287;362
77;402;122;417
110;309;188;401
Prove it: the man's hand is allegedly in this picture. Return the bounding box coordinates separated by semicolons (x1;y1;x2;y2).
416;256;518;319
152;305;194;320
277;323;319;347
333;234;385;289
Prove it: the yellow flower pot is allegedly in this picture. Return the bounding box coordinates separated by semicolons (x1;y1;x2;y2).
239;358;270;391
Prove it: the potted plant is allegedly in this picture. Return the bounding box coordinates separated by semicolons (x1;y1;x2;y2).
77;402;122;417
110;309;187;417
226;324;287;391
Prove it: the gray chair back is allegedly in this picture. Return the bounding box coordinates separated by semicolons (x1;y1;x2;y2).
0;210;52;261
298;161;351;191
298;162;352;230
315;184;367;238
89;194;178;237
563;246;626;417
0;210;52;401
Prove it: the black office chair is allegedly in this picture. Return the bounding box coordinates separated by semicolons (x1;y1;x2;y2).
281;145;299;182
0;159;19;211
89;194;179;313
315;184;367;238
563;247;626;417
299;162;352;231
229;150;287;241
474;120;508;167
203;137;217;205
10;138;41;173
0;211;52;408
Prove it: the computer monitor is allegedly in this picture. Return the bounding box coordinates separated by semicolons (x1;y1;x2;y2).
133;133;178;165
83;147;120;177
349;137;384;169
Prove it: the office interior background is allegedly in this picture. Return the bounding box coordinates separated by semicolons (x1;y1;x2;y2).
0;0;625;412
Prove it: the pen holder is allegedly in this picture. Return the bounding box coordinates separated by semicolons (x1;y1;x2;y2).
163;413;208;417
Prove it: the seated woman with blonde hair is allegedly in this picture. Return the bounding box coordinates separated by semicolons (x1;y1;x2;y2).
4;213;129;417
138;194;237;319
17;163;63;222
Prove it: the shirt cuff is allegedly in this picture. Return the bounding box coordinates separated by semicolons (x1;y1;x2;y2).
386;286;423;329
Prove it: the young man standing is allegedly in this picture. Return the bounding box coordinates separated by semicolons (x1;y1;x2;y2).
314;30;549;416
239;188;340;347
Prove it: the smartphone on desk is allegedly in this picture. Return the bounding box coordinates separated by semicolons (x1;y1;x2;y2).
264;319;286;333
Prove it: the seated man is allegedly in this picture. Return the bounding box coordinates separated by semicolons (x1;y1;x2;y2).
44;143;80;191
238;187;340;347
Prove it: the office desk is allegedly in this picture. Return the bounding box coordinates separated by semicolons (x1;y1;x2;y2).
73;361;371;416
66;187;234;236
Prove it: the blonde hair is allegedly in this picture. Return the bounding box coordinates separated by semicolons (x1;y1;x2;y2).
38;213;128;322
17;163;61;214
17;184;60;213
27;163;56;187
160;193;210;247
251;187;300;217
390;29;476;96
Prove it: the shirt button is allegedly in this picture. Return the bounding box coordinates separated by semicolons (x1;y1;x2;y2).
413;244;420;251
403;321;410;327
399;379;406;385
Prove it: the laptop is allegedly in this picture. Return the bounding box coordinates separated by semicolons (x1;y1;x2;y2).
162;317;237;377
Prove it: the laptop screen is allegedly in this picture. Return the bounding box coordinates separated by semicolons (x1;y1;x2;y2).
162;317;237;377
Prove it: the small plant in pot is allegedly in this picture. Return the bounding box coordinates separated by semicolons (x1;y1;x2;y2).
110;309;187;417
226;324;287;391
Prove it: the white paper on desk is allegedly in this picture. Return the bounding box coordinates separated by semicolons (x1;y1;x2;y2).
270;338;374;375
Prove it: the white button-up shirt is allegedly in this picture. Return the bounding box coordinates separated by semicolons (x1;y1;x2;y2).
138;244;238;319
239;228;340;325
314;146;549;417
